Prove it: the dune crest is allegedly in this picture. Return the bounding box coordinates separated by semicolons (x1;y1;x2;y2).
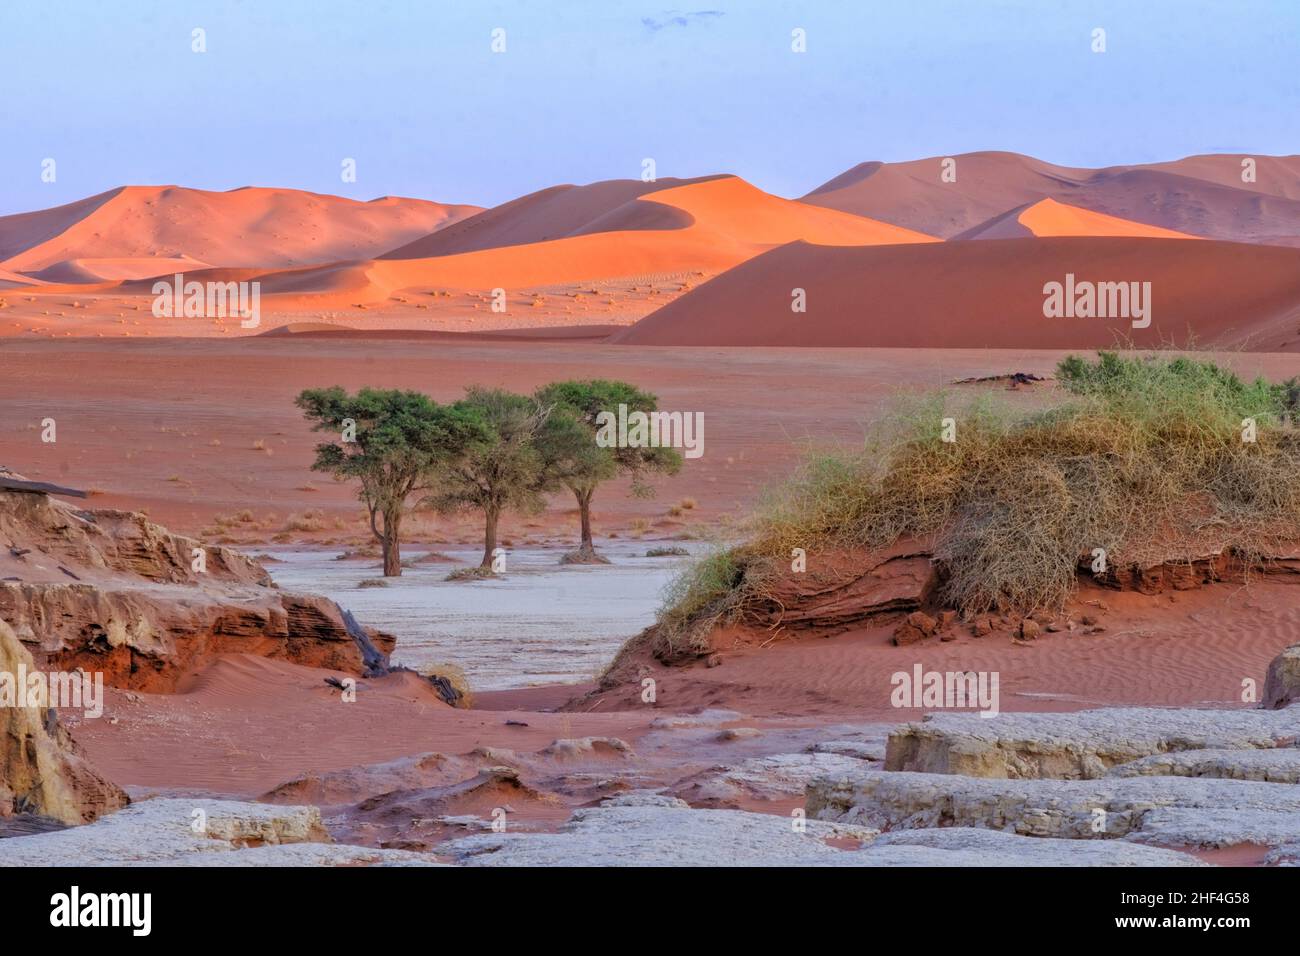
83;175;939;310
804;150;1300;246
0;185;481;276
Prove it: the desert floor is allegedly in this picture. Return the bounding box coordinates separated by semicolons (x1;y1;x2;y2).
6;337;1300;861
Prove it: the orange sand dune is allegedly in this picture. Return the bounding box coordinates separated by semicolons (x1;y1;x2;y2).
381;177;712;258
0;189;121;262
956;198;1200;240
615;236;1300;350
0;185;481;275
8;176;937;319
385;174;934;260
803;150;1300;245
0;267;46;288
287;175;938;300
24;255;214;283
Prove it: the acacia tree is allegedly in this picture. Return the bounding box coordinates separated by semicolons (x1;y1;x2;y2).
535;380;682;563
425;387;569;570
295;387;486;576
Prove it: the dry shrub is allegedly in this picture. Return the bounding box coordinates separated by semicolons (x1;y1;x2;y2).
283;508;326;532
655;352;1300;642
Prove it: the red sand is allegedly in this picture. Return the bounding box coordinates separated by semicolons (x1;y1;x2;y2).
5;158;1299;861
68;578;1300;802
6;337;1298;537
8;335;1295;867
591;579;1300;717
614;237;1300;350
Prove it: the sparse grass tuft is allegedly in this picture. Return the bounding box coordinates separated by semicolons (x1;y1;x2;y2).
283;509;326;532
445;566;496;581
654;548;746;658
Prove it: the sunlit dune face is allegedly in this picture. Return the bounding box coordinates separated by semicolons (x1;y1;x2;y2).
641;175;940;247
1017;198;1200;240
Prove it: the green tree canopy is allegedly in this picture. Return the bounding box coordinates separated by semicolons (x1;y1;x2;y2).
424;387;569;569
295;386;487;575
534;379;682;562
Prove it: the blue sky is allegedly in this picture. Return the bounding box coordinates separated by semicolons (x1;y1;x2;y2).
1;0;1296;215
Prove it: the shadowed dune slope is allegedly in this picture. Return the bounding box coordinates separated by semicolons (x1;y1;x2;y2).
18;176;938;310
614;237;1300;350
212;175;940;301
803;151;1300;246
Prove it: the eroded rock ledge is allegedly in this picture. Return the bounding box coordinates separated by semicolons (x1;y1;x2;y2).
1;618;127;824
882;707;1300;778
0;798;441;866
599;539;1300;681
0;479;394;691
809;689;1300;855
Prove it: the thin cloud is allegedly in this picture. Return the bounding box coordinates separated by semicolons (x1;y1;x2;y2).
641;10;725;33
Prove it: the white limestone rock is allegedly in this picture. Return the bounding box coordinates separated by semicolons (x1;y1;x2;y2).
670;752;868;803
886;707;1300;778
0;797;440;866
808;769;1300;848
442;805;1200;866
808;739;887;762
1107;747;1300;783
648;709;746;729
445;804;873;866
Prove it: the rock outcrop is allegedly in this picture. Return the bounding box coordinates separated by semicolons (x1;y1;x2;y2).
441;802;1201;866
596;536;1300;685
0;797;441;866
1;619;127;824
749;543;937;631
1106;748;1300;783
806;705;1300;857
1263;642;1300;710
884;707;1300;778
0;478;395;690
668;752;866;805
808;769;1300;849
595;542;938;679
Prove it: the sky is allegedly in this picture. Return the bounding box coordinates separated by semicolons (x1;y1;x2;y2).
1;0;1297;215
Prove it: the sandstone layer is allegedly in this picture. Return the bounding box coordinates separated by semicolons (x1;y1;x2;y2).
0;477;394;690
1;618;127;824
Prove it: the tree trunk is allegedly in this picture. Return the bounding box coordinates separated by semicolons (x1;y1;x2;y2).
577;487;595;552
480;507;499;569
381;507;402;576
